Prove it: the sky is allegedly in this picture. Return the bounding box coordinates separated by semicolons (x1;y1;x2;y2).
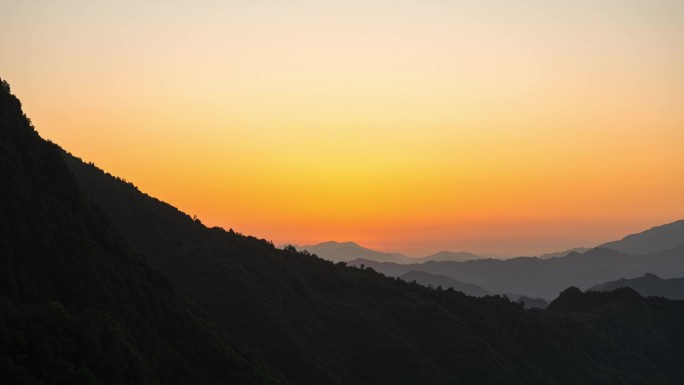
2;0;683;257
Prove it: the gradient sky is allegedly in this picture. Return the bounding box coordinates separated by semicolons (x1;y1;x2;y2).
2;0;683;257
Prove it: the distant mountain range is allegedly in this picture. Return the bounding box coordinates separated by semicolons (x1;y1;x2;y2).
590;273;684;300
291;218;684;265
291;243;613;265
291;241;411;263
349;244;684;300
289;242;486;264
599;219;684;255
345;220;684;299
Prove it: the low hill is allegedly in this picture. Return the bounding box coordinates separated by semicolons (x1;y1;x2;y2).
589;273;684;300
398;271;490;297
0;79;276;385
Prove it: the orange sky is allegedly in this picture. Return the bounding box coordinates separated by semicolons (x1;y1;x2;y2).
2;0;683;256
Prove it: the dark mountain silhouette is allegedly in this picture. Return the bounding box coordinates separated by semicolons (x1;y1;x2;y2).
599;219;684;255
293;242;484;263
349;245;684;300
415;251;484;263
0;79;278;385
6;78;684;383
295;218;684;265
292;241;410;263
295;243;594;263
398;271;490;297
64;141;684;384
589;273;684;300
545;287;684;381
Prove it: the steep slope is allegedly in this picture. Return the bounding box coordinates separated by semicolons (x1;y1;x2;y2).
399;271;490;297
0;79;276;385
589;273;684;300
599;220;684;255
295;241;410;263
62;125;684;384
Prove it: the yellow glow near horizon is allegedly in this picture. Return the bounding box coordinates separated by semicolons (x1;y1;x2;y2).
2;0;683;256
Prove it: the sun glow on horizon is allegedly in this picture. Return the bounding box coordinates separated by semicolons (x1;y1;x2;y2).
2;0;683;256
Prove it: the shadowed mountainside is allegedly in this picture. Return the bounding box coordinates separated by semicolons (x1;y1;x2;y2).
60;125;684;383
547;286;684;380
0;79;278;385
589;273;684;300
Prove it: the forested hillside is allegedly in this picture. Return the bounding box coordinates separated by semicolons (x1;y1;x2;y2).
65;121;684;383
0;79;278;385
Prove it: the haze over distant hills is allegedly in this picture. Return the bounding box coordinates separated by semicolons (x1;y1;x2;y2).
590;273;684;300
290;242;487;264
397;271;549;309
350;243;684;300
538;248;591;259
291;241;411;263
414;251;485;263
292;218;684;264
292;243;604;264
398;271;490;297
347;219;684;299
599;219;684;255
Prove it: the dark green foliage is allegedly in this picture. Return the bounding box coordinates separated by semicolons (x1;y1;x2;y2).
0;298;146;385
0;79;280;384
64;137;684;384
549;287;684;382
